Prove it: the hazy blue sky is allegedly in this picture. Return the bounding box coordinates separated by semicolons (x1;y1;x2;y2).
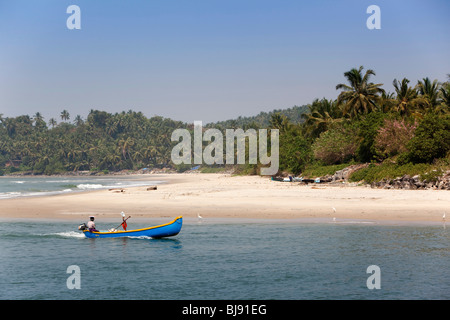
0;0;449;123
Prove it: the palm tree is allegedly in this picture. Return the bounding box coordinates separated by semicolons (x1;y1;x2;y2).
440;85;450;110
437;75;450;113
73;115;84;126
143;145;158;165
60;109;70;122
32;112;44;123
132;150;143;163
48;118;57;128
72;160;89;172
269;113;290;133
102;153;121;171
32;112;47;130
416;77;440;112
378;91;396;113
301;98;342;138
392;78;426;117
336;66;385;119
118;137;135;160
67;149;81;162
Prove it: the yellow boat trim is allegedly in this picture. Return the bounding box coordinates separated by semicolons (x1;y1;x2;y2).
83;216;182;235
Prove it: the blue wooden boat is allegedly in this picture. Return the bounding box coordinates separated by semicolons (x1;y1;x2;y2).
83;216;183;239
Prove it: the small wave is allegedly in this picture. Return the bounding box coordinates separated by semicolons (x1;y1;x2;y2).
76;184;104;190
12;181;25;184
40;231;86;238
128;235;153;240
0;192;22;199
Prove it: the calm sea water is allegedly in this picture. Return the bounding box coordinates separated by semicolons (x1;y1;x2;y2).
0;218;448;300
0;176;162;199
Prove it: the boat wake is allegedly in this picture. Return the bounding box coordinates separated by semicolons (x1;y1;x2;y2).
37;231;86;239
33;231;153;239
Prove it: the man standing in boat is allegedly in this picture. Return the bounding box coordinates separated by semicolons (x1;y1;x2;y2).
121;212;128;231
87;216;99;232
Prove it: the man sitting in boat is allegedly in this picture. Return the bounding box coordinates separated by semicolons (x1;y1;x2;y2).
87;216;99;232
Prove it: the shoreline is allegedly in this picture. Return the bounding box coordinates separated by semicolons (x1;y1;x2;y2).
0;216;445;228
0;173;448;225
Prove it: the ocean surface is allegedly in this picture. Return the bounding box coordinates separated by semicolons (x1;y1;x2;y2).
0;176;162;199
0;217;448;300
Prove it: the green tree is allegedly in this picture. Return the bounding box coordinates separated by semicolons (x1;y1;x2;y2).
439;76;450;111
301;98;342;138
278;125;312;174
406;114;450;163
269;113;290;133
379;91;396;113
118;137;135;161
355;111;389;162
60;109;70;122
48;118;57;128
416;77;441;112
392;78;425;117
336;66;385;119
312;123;360;165
32;112;44;123
73;115;84;126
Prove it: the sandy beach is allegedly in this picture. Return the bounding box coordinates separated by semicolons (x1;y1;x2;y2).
0;173;448;224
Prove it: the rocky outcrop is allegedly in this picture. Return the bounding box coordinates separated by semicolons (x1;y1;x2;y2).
304;164;370;184
370;171;450;190
330;163;370;182
317;164;450;190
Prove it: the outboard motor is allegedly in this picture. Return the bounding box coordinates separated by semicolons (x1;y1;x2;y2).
78;223;87;231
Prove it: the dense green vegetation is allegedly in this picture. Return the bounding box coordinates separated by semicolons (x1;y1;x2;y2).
241;67;450;179
0;110;188;175
1;66;449;183
205;105;308;129
348;162;445;184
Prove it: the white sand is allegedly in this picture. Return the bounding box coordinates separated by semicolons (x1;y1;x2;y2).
0;173;448;223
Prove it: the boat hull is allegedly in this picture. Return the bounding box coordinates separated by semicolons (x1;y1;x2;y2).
83;216;182;239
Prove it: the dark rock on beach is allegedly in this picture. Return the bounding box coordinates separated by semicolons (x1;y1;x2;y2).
370;171;450;190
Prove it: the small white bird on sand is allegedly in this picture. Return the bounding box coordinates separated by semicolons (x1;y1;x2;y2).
332;207;336;214
443;213;446;222
197;213;203;220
